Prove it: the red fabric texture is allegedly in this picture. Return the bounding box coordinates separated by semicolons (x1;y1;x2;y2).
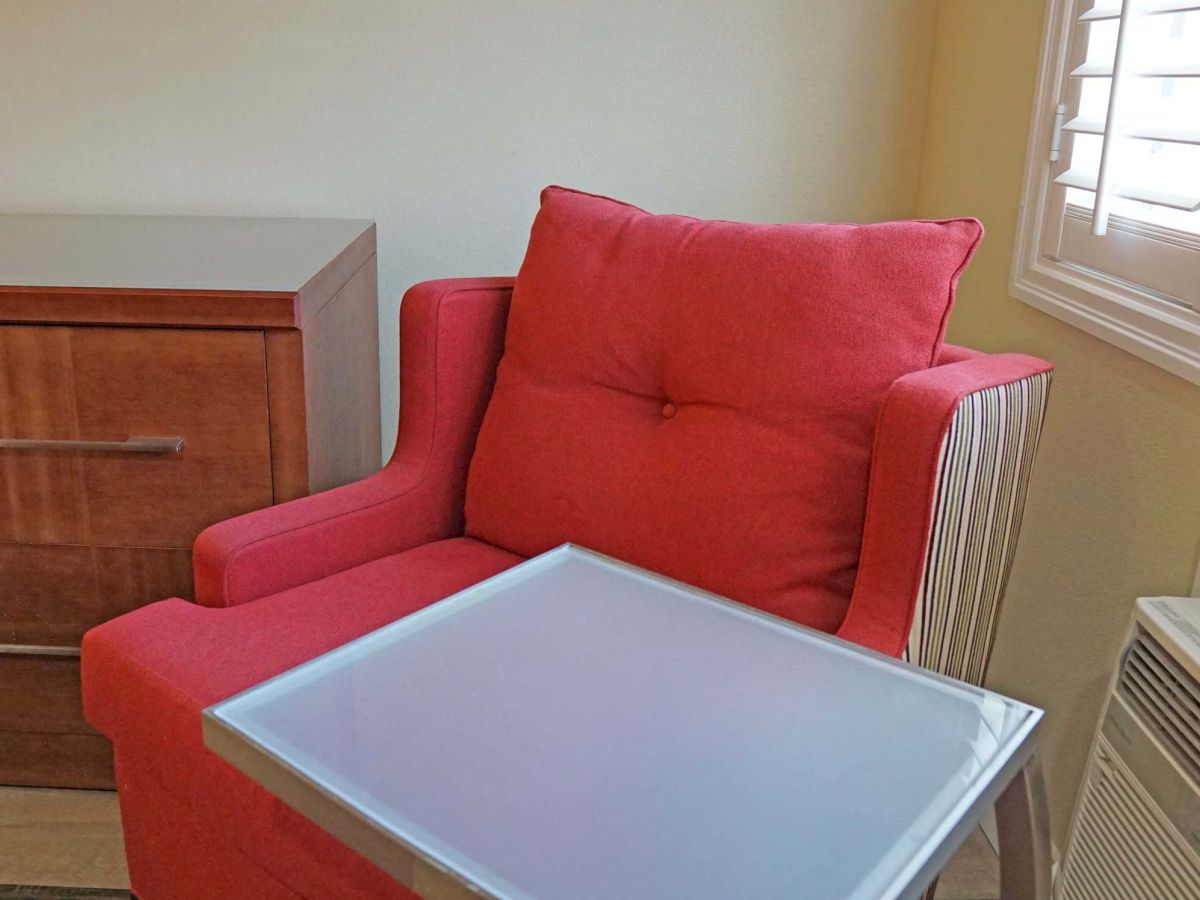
835;352;1054;655
466;186;983;632
84;537;523;900
115;752;305;900
934;343;983;366
193;278;513;608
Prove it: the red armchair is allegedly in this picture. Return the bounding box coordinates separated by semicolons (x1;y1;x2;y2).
82;190;1052;900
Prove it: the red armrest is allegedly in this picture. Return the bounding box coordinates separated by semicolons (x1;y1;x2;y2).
836;351;1054;659
193;278;514;607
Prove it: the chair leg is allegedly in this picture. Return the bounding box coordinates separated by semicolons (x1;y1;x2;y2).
995;750;1053;900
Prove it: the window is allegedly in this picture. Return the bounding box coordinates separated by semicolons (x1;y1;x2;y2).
1013;0;1200;385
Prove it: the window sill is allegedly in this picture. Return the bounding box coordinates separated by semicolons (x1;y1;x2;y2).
1009;257;1200;387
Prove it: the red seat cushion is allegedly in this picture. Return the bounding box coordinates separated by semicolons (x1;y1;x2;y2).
82;537;523;900
466;187;982;632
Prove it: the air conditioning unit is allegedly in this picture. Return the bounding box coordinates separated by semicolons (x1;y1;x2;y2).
1057;597;1200;898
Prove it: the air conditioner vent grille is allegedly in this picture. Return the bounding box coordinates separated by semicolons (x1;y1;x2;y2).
1059;735;1200;899
1118;628;1200;789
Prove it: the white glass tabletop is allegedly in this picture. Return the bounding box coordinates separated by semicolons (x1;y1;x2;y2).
204;545;1041;900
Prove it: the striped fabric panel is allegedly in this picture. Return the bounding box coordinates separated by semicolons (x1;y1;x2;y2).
902;370;1052;686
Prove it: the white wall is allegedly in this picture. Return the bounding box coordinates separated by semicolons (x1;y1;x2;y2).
0;0;938;458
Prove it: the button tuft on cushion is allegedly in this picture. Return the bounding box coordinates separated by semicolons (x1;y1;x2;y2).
661;401;677;419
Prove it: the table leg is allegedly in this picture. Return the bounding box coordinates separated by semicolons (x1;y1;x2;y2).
996;749;1053;900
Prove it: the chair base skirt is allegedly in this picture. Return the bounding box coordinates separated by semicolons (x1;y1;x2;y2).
115;752;302;900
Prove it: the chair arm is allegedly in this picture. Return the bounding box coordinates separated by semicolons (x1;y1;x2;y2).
835;352;1053;678
193;277;514;608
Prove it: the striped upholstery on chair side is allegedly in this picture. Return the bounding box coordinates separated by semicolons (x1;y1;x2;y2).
902;369;1052;686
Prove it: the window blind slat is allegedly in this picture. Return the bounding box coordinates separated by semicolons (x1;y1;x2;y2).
1063;117;1105;134
1142;62;1200;77
1078;0;1120;20
1055;168;1200;211
1071;61;1200;77
1070;61;1115;77
1080;0;1200;22
1141;62;1200;77
1063;117;1200;145
1147;0;1200;10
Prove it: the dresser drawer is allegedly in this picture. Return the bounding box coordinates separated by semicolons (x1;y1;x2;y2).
0;653;114;788
0;653;89;734
0;325;274;547
0;543;193;648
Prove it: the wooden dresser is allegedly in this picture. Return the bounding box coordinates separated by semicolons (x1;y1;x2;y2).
0;214;381;788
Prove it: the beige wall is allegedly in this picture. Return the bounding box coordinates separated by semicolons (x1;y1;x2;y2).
0;0;937;456
916;0;1200;845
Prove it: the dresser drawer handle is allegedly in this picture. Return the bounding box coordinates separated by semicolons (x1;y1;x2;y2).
0;435;185;454
0;643;81;658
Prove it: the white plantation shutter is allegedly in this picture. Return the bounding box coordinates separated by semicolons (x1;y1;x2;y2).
1014;0;1200;383
1037;0;1200;309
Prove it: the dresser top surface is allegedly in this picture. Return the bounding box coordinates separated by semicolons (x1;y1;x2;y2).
0;214;374;293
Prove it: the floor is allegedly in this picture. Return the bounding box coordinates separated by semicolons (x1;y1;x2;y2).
0;786;1001;899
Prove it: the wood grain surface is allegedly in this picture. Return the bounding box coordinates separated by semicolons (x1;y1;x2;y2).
0;216;380;788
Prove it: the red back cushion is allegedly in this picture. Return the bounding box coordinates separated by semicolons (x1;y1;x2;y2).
465;187;982;631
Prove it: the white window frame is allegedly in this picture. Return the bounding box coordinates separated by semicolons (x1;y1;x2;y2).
1011;0;1200;386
